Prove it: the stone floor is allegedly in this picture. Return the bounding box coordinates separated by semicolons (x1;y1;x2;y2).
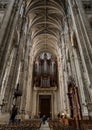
0;113;9;124
40;121;50;130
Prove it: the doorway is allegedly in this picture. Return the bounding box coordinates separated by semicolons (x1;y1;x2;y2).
39;95;51;118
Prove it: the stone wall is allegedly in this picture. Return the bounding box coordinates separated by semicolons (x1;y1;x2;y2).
0;0;92;121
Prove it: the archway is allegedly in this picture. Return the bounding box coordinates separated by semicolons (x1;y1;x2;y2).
25;0;66;118
30;51;58;118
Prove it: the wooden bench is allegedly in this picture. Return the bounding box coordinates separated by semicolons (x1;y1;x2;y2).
79;120;92;130
0;119;42;130
48;119;79;130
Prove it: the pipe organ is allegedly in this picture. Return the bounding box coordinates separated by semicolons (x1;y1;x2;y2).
34;52;57;88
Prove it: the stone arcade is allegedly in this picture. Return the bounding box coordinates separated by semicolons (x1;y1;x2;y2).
0;0;92;122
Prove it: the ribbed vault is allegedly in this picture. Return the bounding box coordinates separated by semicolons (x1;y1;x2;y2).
26;0;66;56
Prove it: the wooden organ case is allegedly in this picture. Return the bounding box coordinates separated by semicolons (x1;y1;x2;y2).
33;52;57;88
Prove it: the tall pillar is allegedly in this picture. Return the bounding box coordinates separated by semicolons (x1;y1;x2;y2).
68;0;91;118
31;91;37;118
53;92;58;117
72;47;89;118
25;54;34;118
0;0;15;46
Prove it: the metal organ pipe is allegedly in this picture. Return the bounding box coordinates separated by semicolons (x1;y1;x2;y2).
34;52;57;87
38;61;41;76
50;61;55;76
35;61;39;76
52;62;54;76
44;60;47;74
35;63;37;76
41;62;43;75
39;62;41;75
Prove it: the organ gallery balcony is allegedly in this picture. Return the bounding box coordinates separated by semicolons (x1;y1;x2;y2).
33;85;57;91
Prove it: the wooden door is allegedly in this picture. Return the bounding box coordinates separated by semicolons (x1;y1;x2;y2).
39;95;51;118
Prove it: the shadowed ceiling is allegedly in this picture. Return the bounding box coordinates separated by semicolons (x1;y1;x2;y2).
26;0;66;55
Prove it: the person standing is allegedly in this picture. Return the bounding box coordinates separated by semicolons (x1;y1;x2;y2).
9;105;18;123
42;115;46;124
64;115;69;126
57;112;60;119
59;114;69;126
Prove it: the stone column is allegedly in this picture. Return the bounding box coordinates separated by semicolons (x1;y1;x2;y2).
68;0;92;90
53;92;57;118
68;0;91;118
0;0;15;89
0;0;23;86
59;34;69;114
72;47;89;118
51;93;54;119
0;48;16;111
19;23;31;114
0;0;15;46
32;91;37;118
57;55;65;113
25;54;34;119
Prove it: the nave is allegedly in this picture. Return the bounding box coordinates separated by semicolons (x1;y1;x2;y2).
0;0;92;130
40;121;50;130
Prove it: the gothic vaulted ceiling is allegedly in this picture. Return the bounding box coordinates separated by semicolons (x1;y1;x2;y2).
26;0;66;56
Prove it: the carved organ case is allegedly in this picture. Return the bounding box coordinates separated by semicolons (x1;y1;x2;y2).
34;52;57;88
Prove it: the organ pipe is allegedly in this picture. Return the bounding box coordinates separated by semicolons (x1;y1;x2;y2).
34;52;57;87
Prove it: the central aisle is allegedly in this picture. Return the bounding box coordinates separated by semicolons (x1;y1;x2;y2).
40;121;50;130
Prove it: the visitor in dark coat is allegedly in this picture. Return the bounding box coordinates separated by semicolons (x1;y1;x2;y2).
42;115;46;124
9;105;18;123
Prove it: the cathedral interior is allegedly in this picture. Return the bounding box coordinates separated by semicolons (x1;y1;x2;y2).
0;0;92;129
